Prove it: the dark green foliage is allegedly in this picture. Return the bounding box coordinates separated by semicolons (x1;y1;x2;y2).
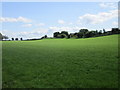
60;34;67;38
77;32;83;38
12;38;14;41
85;31;96;38
111;28;120;34
44;35;47;38
67;34;71;38
79;29;89;38
61;31;68;36
73;33;79;38
57;34;62;38
41;35;48;39
53;31;69;38
0;33;2;40
103;28;106;34
3;36;9;40
79;29;88;33
53;28;120;39
0;34;9;40
107;31;112;35
53;32;60;38
15;38;18;41
69;33;74;38
98;30;102;36
20;38;23;41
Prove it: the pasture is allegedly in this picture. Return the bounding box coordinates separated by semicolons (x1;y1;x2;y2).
2;35;118;88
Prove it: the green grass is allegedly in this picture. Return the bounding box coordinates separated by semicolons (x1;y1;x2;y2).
2;35;118;88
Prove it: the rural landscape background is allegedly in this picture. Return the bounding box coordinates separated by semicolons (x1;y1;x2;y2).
0;2;119;88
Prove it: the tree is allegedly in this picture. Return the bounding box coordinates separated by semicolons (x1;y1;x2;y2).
95;30;99;36
57;34;62;38
85;31;96;38
53;32;60;38
77;32;83;38
67;34;70;38
73;33;79;38
44;35;47;38
0;33;2;40
79;29;89;38
61;31;68;36
2;35;9;40
12;38;14;41
20;38;23;41
53;31;68;38
98;30;102;36
60;34;67;38
106;31;112;35
15;38;18;41
41;37;44;39
79;29;88;33
0;33;9;40
69;33;77;38
111;28;120;34
41;35;48;39
103;29;106;33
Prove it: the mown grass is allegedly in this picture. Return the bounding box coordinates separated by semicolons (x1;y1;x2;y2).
2;35;118;88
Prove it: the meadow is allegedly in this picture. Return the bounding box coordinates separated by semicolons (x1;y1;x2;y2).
2;35;118;88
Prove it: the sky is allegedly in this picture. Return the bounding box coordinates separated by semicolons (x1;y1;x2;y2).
0;2;118;39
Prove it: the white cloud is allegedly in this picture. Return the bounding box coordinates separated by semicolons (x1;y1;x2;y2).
1;28;49;39
58;20;65;24
1;30;18;38
21;24;32;27
36;23;45;26
99;2;117;9
112;21;118;26
17;28;49;39
49;26;87;33
22;23;45;28
104;28;112;31
0;16;32;23
79;9;118;24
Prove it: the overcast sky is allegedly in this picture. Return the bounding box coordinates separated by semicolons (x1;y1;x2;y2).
0;2;118;39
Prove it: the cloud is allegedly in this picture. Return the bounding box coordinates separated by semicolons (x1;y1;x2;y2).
112;21;118;26
99;2;117;9
0;16;32;23
1;28;49;39
17;28;49;39
36;23;45;26
58;20;65;24
49;26;87;33
21;24;32;27
1;30;18;38
78;9;118;24
22;23;45;28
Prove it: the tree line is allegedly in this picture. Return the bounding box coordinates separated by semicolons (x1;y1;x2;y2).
53;28;120;39
0;28;120;41
0;33;48;41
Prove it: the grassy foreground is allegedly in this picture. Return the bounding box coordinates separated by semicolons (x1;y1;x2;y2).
2;35;118;88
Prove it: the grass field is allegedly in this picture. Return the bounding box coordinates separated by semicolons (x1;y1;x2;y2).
2;35;118;88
